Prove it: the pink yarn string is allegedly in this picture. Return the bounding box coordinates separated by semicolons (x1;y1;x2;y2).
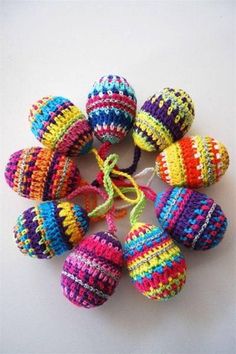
67;185;117;234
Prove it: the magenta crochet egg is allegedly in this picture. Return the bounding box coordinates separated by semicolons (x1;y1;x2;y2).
61;231;124;308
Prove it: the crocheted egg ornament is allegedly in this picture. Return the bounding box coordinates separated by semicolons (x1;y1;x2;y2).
14;201;89;259
124;223;186;300
29;96;93;156
156;136;229;188
5;147;81;200
155;187;228;250
61;231;123;308
133;88;194;152
86;75;137;144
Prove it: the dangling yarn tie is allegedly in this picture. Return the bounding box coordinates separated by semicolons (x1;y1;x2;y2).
67;184;116;234
91;149;142;205
119;145;141;175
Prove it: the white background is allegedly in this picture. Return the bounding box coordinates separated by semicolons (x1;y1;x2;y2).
1;1;236;354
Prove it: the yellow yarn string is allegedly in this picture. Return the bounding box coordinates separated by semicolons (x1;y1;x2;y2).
91;148;142;205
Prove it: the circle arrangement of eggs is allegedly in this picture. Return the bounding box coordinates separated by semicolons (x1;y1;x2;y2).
14;201;89;259
4;147;81;201
61;231;123;308
124;223;187;300
155;187;228;250
29;96;93;156
155;136;229;188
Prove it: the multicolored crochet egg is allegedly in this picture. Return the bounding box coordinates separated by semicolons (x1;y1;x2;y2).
14;201;89;259
29;96;93;156
86;75;137;144
124;223;186;300
155;187;228;250
61;231;123;308
156;136;229;188
5;147;81;200
133;88;194;152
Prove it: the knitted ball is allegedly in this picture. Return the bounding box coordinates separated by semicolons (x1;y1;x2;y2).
86;75;137;144
133;88;194;152
5;147;81;200
61;231;123;308
156;136;229;188
14;201;89;259
155;187;228;250
124;223;186;300
29;96;93;156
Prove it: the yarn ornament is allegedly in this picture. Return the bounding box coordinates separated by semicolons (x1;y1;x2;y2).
29;96;93;156
61;231;123;308
14;201;89;259
124;223;186;300
133;88;194;152
86;75;137;144
155;187;228;250
5;147;81;200
155;136;229;188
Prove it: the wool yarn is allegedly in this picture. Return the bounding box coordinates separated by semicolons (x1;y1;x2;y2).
61;231;123;308
133;88;194;152
14;201;89;259
29;96;93;156
124;223;186;300
86;75;137;144
155;187;227;250
155;136;229;188
5;147;81;200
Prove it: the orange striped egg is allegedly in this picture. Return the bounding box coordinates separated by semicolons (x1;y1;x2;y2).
155;136;229;188
5;147;81;200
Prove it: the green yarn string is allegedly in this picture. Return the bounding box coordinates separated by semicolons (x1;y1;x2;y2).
114;187;146;227
88;154;118;218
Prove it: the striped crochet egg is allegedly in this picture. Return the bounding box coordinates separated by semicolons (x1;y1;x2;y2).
61;231;123;308
29;96;93;156
133;88;194;152
155;187;228;250
5;147;81;200
156;136;229;188
86;75;137;144
14;201;89;259
124;223;186;301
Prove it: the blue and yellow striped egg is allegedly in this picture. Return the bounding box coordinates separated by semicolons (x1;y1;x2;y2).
14;201;89;259
29;96;93;156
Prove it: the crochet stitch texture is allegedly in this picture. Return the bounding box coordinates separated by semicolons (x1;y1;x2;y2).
14;201;89;259
61;231;123;308
155;187;227;250
133;88;194;152
5;147;81;200
86;75;137;144
155;136;229;188
124;223;186;300
29;96;93;156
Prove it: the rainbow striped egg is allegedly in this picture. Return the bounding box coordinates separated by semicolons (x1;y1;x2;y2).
29;96;93;156
156;136;229;188
155;187;228;250
14;201;89;259
124;223;186;301
61;231;123;308
86;75;137;144
133;88;194;152
5;147;81;200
